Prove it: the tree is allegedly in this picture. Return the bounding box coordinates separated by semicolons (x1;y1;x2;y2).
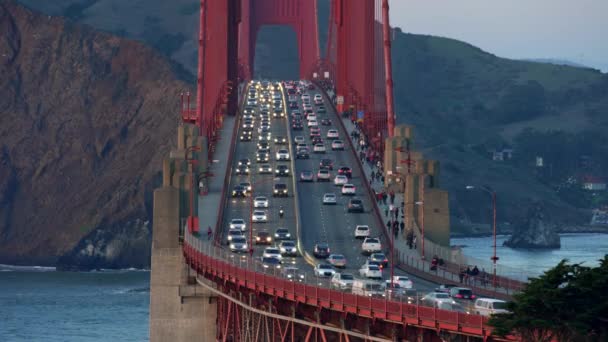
489;255;608;342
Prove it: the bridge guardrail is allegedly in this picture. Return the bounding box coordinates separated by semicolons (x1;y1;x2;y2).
183;229;501;339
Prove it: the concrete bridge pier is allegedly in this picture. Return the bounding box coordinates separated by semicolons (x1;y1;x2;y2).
149;134;216;341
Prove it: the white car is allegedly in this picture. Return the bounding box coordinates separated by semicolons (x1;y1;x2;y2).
341;184;356;195
331;140;345;150
314;264;336;278
361;237;382;253
307;114;317;122
258;164;273;174
296;143;308;151
276;149;290;161
331;273;355;290
252;210;268;223
307;120;318;127
334;175;348;186
474;298;509;316
263;247;282;261
359;263;382;279
322;193;337;205
229;218;246;231
227;229;244;242
229;236;248;253
301;94;310;101
354;225;370;239
421;292;457;306
313;144;326;153
317;169;331;181
326;129;339;139
294;136;305;144
392;275;414;289
254;196;269;208
279;241;298;256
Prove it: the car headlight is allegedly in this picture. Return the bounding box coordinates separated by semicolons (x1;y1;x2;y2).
286;233;291;238
274;190;278;193
256;237;260;241
267;237;271;241
230;244;235;248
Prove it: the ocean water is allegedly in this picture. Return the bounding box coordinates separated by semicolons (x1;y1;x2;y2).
0;266;150;342
451;233;608;278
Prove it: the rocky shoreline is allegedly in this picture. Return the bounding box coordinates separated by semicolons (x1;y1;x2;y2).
451;225;608;238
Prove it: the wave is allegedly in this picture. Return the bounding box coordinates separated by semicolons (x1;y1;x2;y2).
0;264;56;272
111;287;150;294
92;268;150;273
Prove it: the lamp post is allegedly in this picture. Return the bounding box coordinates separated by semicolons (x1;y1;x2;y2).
186;146;201;233
466;185;499;288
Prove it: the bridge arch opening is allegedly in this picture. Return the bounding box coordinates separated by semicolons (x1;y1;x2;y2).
253;25;300;80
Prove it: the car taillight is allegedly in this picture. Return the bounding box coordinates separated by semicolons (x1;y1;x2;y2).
455;294;463;298
471;295;476;299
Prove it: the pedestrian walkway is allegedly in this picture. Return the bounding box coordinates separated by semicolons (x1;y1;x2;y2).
197;115;238;245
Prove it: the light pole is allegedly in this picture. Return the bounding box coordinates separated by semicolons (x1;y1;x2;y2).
466;185;499;288
186;146;201;234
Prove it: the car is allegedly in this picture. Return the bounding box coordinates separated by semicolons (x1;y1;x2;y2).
253;196;269;208
321;118;332;126
434;284;459;294
256;152;269;163
276;149;290;161
300;170;314;182
331;273;355;290
421;292;457;306
449;287;476;300
317;169;331;181
258;125;271;134
257;141;270;150
239;182;252;192
296;148;310;159
273;109;285;118
341;184;356;195
331;140;345;150
273;183;288;197
242;120;253;129
274;136;287;144
359;263;382;279
313;243;331;258
311;136;324;145
319;158;333;170
322;193;337;205
258;163;273;174
238;158;251;166
314;264;336;278
229;218;246;231
354;225;370;239
227;229;244;242
229;236;248;253
232;185;247;198
289;101;299;109
235;164;249;175
292;122;303;130
255;231;273;245
261;256;281;269
313;144;326;153
307;120;318;127
240;132;252;141
258;135;271;143
252;210;268;223
263;247;282;260
334;175;348;186
279;240;298;256
326;129;339;139
474;298;509;316
294;136;305;144
392;275;414;289
338;167;352;178
309;126;321;134
361;237;382;254
306;114;317;122
296;143;308;151
274;228;291;240
327;254;347;268
347;198;364;212
369;253;389;268
275;164;290;176
309;131;321;140
281;266;305;282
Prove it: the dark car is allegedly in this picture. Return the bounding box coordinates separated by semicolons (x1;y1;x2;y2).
296;149;310;159
238;158;251;166
347;198;364;213
435;284;459;294
289;101;299;109
255;231;273;245
256;152;269;163
313;243;331;258
292;122;303;131
261;256;282;269
274;228;291;240
317;107;326;114
312;137;324;145
319;159;333;170
299;170;314;182
449;287;476;300
275;165;290;177
240;132;252;141
232;185;247;198
338;166;352;178
235;165;249;175
321;118;332;126
273;183;288;197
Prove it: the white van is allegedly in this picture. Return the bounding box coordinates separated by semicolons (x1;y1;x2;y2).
474;298;509;316
352;280;385;298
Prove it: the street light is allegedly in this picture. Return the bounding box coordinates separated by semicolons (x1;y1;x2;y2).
466;185;499;288
186;146;201;233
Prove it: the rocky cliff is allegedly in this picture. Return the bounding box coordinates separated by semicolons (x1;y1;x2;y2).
0;0;189;269
504;202;561;249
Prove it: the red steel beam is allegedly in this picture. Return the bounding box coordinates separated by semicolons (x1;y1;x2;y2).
382;0;396;137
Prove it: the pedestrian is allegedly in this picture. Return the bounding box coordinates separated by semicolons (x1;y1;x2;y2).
207;226;213;241
413;236;417;249
459;269;465;283
389;190;395;204
384;207;389;217
400;221;405;232
394;226;398;237
395;206;400;218
382;192;387;205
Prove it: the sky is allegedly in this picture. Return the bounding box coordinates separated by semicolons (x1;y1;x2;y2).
390;0;608;72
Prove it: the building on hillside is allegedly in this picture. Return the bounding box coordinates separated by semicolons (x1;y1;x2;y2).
581;176;607;191
489;147;514;161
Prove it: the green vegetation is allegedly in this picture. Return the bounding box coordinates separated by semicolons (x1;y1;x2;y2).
489;256;608;341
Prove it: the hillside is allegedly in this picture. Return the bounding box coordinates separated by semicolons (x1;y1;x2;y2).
0;0;188;268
